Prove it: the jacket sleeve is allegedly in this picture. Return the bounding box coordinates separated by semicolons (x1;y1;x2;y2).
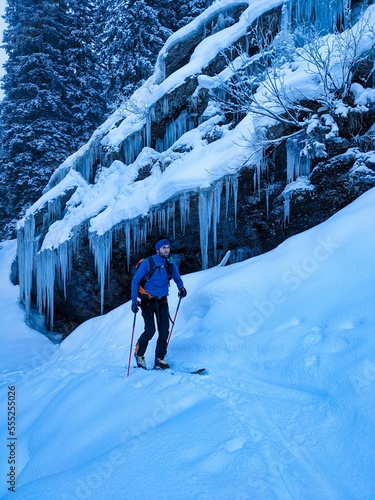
172;262;184;290
131;259;150;301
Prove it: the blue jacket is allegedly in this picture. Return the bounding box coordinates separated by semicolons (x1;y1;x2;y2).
131;254;184;300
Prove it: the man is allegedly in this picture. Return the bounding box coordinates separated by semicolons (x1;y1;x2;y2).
131;237;187;370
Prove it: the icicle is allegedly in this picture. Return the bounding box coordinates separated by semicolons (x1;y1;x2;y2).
142;221;148;246
266;186;270;220
47;198;62;226
280;1;291;37
132;219;141;255
225;177;231;218
212;181;223;263
207;190;213;234
73;134;102;183
286;136;311;183
164;109;189;150
90;230;113;315
57;241;71;300
251;143;265;200
123;131;143;165
176;109;188;139
232;175;238;228
283;193;291;227
179;192;190;234
293;0;349;32
265;184;276;220
36;248;56;330
148;210;154;234
232;248;251;264
145;109;153;148
218;250;231;267
163;95;169;115
253;170;257;193
256;160;261;199
125;222;131;271
166;201;176;238
164;122;174;151
160;207;167;233
197;181;226;267
140;221;147;248
286;138;295;183
225;175;238;226
198;190;211;270
156;208;165;232
17;214;36;317
188;93;198;113
155;138;164;153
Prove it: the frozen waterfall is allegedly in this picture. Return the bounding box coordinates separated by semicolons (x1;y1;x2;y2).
15;0;363;332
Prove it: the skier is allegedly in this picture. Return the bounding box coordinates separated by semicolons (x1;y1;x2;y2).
131;237;187;370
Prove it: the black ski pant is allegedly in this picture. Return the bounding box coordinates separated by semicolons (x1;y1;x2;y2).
136;297;170;359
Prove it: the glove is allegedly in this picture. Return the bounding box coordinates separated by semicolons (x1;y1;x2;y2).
131;299;140;313
178;287;187;298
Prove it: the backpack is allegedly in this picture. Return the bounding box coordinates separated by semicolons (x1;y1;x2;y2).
135;256;174;298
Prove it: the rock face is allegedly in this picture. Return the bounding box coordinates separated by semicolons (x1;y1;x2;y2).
14;0;375;337
24;143;375;338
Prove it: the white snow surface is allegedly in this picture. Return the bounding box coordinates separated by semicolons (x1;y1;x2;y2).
1;188;375;499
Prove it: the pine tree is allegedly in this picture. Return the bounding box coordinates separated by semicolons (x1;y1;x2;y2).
0;0;72;237
0;0;214;238
101;0;172;109
146;0;213;32
99;0;213;109
65;0;107;147
0;0;107;238
172;0;213;30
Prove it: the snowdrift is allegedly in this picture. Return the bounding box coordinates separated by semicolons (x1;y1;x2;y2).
1;188;375;498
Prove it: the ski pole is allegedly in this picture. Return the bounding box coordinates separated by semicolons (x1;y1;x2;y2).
126;312;137;377
167;297;182;346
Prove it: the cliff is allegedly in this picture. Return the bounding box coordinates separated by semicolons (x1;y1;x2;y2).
14;0;375;335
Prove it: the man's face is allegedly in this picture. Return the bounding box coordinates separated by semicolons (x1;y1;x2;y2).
158;245;170;258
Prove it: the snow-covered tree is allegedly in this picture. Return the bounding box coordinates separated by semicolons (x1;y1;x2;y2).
99;0;214;109
99;0;172;109
174;0;213;30
213;10;375;162
152;0;213;31
0;0;73;237
64;0;107;149
0;0;107;238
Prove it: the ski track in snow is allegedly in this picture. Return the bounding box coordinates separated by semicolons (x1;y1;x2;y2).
2;189;375;498
1;316;373;499
191;374;336;498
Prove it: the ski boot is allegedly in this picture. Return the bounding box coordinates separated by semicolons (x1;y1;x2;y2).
154;358;170;370
134;354;147;370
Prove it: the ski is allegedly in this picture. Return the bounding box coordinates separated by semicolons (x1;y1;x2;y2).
170;367;206;375
132;366;207;375
189;368;206;375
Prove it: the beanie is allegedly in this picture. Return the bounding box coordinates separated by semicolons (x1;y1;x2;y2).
155;238;171;251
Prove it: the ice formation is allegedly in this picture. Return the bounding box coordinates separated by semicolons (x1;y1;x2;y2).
16;0;366;327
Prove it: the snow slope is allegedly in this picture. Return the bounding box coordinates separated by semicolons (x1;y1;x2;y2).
1;188;375;499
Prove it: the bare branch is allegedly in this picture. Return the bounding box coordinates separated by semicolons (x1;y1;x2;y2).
209;10;375;158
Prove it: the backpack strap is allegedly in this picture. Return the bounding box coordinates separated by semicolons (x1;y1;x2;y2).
138;257;173;299
146;256;173;282
140;256;173;293
166;259;174;280
144;256;156;281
